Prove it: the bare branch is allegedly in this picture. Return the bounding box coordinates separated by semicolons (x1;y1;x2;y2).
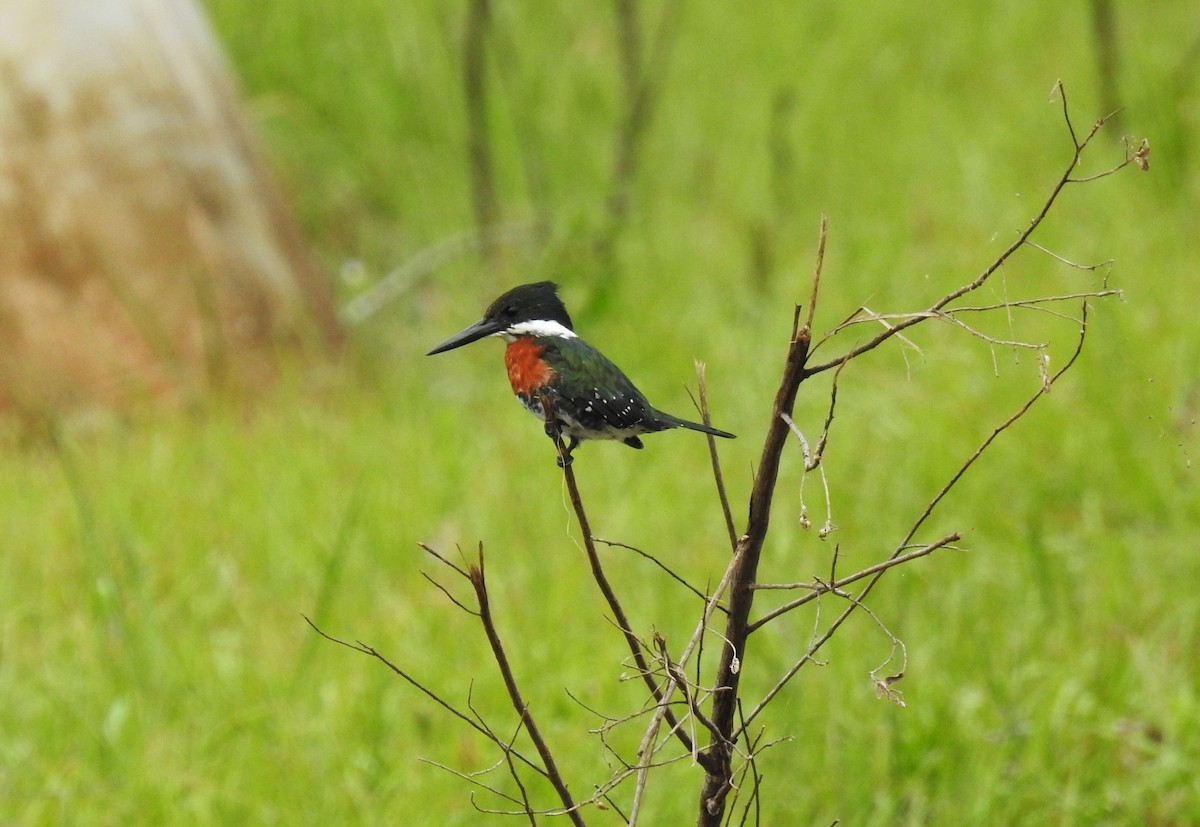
1023;241;1113;271
1054;78;1080;150
809;356;848;475
655;634;724;745
900;302;1090;552
730;706;763;827
418;541;473;579
695;219;825;826
629;554;741;825
811;304;924;360
950;289;1122;314
935;310;1050;350
419;756;530;811
467;547;586;825
500;738;539;825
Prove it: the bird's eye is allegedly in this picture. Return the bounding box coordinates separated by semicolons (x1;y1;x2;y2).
504;304;518;317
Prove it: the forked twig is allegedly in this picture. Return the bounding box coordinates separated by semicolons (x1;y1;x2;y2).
746;533;959;631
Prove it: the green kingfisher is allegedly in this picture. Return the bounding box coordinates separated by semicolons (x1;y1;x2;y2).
427;281;735;464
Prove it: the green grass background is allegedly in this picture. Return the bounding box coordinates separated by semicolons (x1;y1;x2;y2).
3;2;1198;824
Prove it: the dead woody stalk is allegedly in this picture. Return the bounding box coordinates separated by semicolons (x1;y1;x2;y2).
312;82;1145;825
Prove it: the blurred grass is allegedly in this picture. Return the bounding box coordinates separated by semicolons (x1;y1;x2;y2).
2;1;1198;824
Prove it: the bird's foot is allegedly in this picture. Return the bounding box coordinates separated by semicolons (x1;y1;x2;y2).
550;433;578;468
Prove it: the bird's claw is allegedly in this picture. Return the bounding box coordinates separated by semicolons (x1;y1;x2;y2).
545;425;576;467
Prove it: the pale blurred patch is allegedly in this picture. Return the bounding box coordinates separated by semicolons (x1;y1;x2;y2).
0;0;342;415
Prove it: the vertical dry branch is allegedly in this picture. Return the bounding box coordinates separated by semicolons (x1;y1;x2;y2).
468;548;586;826
595;0;644;273
486;19;552;242
464;0;499;251
595;0;684;278
695;220;826;825
1089;0;1121;126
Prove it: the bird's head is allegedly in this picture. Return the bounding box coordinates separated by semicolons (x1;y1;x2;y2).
427;281;576;355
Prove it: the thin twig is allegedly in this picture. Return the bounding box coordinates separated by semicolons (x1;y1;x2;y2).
419;569;480;617
594;537;727;612
806;81;1128;377
420;757;529;808
656;635;724;744
419;541;473;578
802;214;828;333
498;717;538;824
750;535;958;593
903;303;1090;552
303;615;547;777
692;362;738;550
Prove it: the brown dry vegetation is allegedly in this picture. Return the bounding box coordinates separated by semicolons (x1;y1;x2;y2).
0;0;340;415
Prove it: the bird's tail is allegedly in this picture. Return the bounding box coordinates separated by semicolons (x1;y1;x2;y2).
653;410;736;439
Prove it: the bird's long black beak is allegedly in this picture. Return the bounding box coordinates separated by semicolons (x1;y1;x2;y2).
427;317;504;355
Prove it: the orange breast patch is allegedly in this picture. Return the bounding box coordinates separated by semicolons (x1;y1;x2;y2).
505;338;555;395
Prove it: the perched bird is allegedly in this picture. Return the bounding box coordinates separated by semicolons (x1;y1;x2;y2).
427;281;735;464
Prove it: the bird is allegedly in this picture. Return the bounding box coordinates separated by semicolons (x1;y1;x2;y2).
427;281;735;465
